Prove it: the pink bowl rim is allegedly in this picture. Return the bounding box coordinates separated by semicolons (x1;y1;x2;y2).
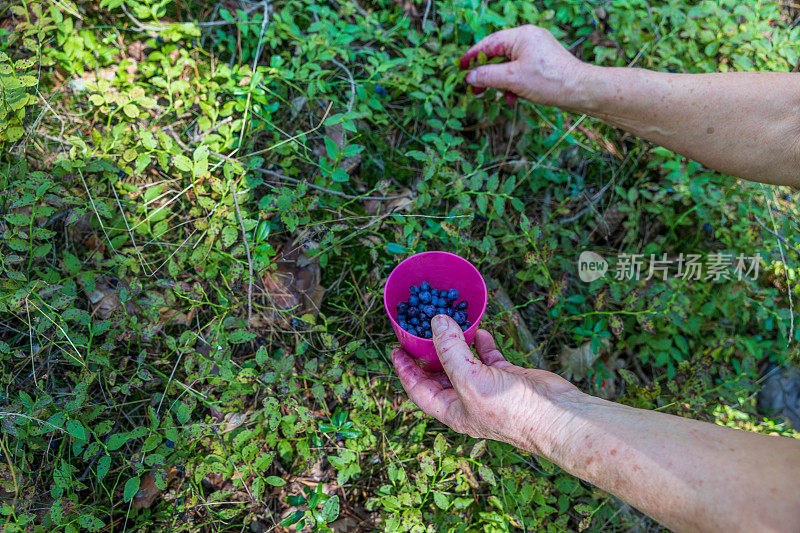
383;251;488;342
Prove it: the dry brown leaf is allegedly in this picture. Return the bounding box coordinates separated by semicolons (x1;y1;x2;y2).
87;278;122;320
559;339;610;381
254;241;325;327
363;188;413;216
133;468;179;509
128;41;146;62
220;411;248;434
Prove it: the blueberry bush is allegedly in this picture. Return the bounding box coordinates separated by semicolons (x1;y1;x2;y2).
1;0;798;531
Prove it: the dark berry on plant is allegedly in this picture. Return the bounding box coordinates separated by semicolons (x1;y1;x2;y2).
165;439;175;448
447;288;459;300
409;295;419;306
420;281;431;291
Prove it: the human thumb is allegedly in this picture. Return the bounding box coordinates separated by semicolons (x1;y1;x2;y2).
465;62;517;91
431;314;481;379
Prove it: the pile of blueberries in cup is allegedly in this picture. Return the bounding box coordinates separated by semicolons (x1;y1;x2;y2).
395;280;471;339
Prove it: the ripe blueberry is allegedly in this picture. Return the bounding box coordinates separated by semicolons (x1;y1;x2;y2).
423;304;436;317
420;281;431;291
456;301;468;310
409;295;420;306
410;317;420;326
397;302;408;313
447;288;459;300
419;291;432;303
408;306;420;317
409;285;420;295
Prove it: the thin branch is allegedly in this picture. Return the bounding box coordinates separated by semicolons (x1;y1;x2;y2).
330;58;355;113
231;181;254;324
254;167;412;201
121;4;165;32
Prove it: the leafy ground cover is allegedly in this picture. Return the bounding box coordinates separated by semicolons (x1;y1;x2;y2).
1;0;799;531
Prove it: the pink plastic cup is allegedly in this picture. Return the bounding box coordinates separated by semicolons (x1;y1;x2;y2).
383;251;488;372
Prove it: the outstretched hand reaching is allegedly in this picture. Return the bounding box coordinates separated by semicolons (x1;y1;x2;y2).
459;25;588;107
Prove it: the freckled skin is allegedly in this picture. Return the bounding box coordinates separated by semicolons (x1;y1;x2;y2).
392;315;800;533
459;25;800;187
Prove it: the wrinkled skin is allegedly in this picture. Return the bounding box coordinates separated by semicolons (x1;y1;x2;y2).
391;314;577;454
459;25;587;107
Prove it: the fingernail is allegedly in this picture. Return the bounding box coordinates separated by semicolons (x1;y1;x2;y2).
465;71;476;84
432;315;449;335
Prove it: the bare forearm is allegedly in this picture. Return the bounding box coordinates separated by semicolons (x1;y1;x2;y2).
524;391;800;532
571;67;800;186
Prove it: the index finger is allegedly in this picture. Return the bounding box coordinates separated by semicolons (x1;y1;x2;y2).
459;28;522;69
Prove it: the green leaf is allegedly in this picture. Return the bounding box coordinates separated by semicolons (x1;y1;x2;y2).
476;194;488;214
486;174;499;192
477;464;496;486
266;475;286;486
106;432;129;451
123;476;140;502
433;433;447;457
281;510;304;527
554;475;578;494
324;136;340;160
66;419;87;440
97;455;111;483
228;328;257;344
386;242;406;254
122;103;138;118
469;439;487;459
172;154;192;172
221;225;238;248
173;402;192;425
433;491;449;510
405;150;427;161
193;144;209;162
193;157;208;179
63;252;81;275
321;495;340;522
79;514;104;532
4;213;29;225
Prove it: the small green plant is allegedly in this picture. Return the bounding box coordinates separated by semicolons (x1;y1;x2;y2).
0;0;798;531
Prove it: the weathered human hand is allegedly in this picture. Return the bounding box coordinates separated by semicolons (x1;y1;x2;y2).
459;25;588;107
391;314;580;455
